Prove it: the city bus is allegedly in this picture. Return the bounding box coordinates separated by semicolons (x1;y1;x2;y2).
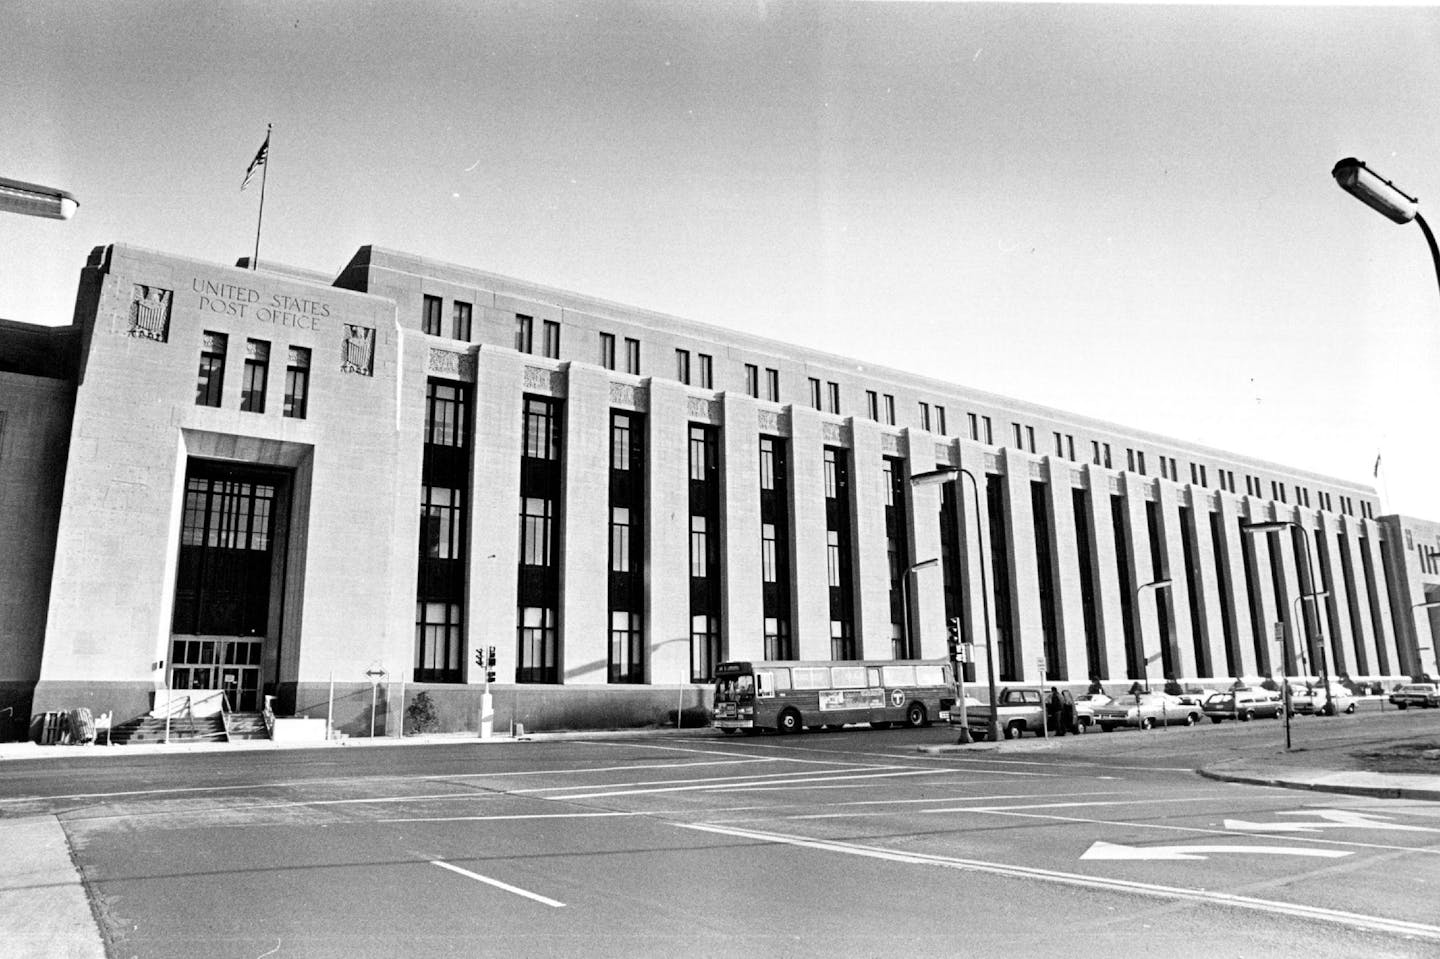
712;659;956;734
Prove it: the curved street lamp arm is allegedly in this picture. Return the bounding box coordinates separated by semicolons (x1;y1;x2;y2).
1414;211;1440;306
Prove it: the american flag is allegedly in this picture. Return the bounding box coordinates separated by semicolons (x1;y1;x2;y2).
241;131;269;191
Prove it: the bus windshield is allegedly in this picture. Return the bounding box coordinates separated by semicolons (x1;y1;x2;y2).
715;674;754;701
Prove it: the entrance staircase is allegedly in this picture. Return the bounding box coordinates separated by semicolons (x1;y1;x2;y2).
223;711;270;740
110;714;227;745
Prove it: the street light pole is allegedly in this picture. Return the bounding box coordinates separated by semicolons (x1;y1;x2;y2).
1332;158;1440;306
911;465;1001;743
1135;579;1172;697
1243;521;1332;712
901;558;939;660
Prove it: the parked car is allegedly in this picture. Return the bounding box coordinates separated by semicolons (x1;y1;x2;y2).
1287;682;1357;716
1092;693;1200;731
1390;683;1440;709
1072;692;1113;729
1203;688;1283;723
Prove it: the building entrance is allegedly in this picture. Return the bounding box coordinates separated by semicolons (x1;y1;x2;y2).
170;460;289;710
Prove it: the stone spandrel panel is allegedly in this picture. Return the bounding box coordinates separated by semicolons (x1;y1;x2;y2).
426;348;477;382
821;420;849;447
688;395;720;424
756;408;790;436
523;365;565;397
127;284;171;341
341;324;375;376
608;382;647;412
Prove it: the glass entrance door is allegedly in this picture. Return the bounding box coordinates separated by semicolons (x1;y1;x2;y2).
170;460;288;712
169;638;263;711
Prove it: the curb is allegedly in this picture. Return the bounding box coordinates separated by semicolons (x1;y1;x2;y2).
1195;766;1440;802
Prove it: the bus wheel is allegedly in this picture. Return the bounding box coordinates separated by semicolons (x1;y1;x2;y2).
719;728;737;735
776;710;802;734
905;703;927;728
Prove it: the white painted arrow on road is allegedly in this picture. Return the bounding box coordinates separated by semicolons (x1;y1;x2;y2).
1082;841;1351;861
1224;809;1440;834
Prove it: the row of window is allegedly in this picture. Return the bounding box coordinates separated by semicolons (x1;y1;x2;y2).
195;332;310;418
417;296;1377;521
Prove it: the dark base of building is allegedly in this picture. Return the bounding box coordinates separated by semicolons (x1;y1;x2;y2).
23;680;714;742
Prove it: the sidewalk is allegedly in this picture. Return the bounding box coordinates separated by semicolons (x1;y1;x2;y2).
919;723;1440;802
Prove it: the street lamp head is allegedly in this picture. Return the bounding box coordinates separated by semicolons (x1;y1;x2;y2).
1242;520;1292;535
1138;579;1172;592
0;176;78;220
1332;157;1419;225
909;557;940;572
909;466;958;488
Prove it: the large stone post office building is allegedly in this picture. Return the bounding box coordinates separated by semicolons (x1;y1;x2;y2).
3;243;1438;738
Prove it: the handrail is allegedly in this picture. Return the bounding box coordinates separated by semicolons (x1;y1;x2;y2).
218;694;232;739
155;694;191;718
262;695;276;737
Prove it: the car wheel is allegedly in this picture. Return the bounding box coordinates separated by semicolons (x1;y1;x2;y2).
1345;704;1356;714
1006;721;1026;740
1184;712;1198;726
776;709;802;734
1240;709;1253;722
1140;717;1156;730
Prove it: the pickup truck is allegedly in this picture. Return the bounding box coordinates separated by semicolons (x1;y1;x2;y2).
957;687;1066;739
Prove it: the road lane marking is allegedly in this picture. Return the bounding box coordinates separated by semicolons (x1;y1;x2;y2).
1225;809;1440;834
923;796;1221;813
507;765;907;794
431;860;564;907
676;822;1440;941
545;768;950;800
1080;840;1351;861
930;807;1440;856
385;811;646;824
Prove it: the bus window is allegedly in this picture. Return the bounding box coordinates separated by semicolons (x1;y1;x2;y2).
792;667;831;690
915;664;946;687
754;671;774;699
831;666;867;689
770;668;791;691
882;665;917;687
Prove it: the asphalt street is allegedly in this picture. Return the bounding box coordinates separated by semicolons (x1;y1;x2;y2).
4;715;1440;958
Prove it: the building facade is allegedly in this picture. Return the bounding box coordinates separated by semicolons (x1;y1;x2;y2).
0;243;1425;738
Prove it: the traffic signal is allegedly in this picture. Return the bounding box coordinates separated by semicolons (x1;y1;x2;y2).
486;670;497;683
487;646;497;667
474;648;484;667
946;617;961;659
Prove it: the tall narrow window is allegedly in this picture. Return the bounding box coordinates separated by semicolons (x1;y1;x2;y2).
919;402;931;431
982;416;993;445
765;368;779;402
624;337;640;374
523;396;559;460
676;349;691;384
968;413;979;441
867;390;879;421
935;406;947;435
809;377;822;409
599;332;616;370
283;346;310;419
827;381;840;413
542;320;560;358
884;394;895;425
698;353;713;388
423;295;443;335
610;506;631;572
452;301;471;341
241;339;269;413
1025;425;1036;453
196;332;228;407
515;314;534;353
745;364;759;398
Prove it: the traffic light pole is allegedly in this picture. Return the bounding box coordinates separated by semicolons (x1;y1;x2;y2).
477;646;495;740
947;618;972;744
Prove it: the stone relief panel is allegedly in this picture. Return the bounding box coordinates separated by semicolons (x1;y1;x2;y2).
688;396;721;424
427;348;477;382
881;432;903;455
609;382;648;412
757;409;790;436
982;452;1002;473
821;421;848;446
127;284;171;341
341;324;375;376
935;442;958;467
524;366;565;397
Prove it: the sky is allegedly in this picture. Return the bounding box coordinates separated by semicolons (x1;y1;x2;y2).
4;1;1440;518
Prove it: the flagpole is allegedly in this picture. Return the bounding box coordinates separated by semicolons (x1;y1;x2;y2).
252;123;271;271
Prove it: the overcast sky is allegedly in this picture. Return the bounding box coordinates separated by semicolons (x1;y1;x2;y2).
4;2;1439;518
